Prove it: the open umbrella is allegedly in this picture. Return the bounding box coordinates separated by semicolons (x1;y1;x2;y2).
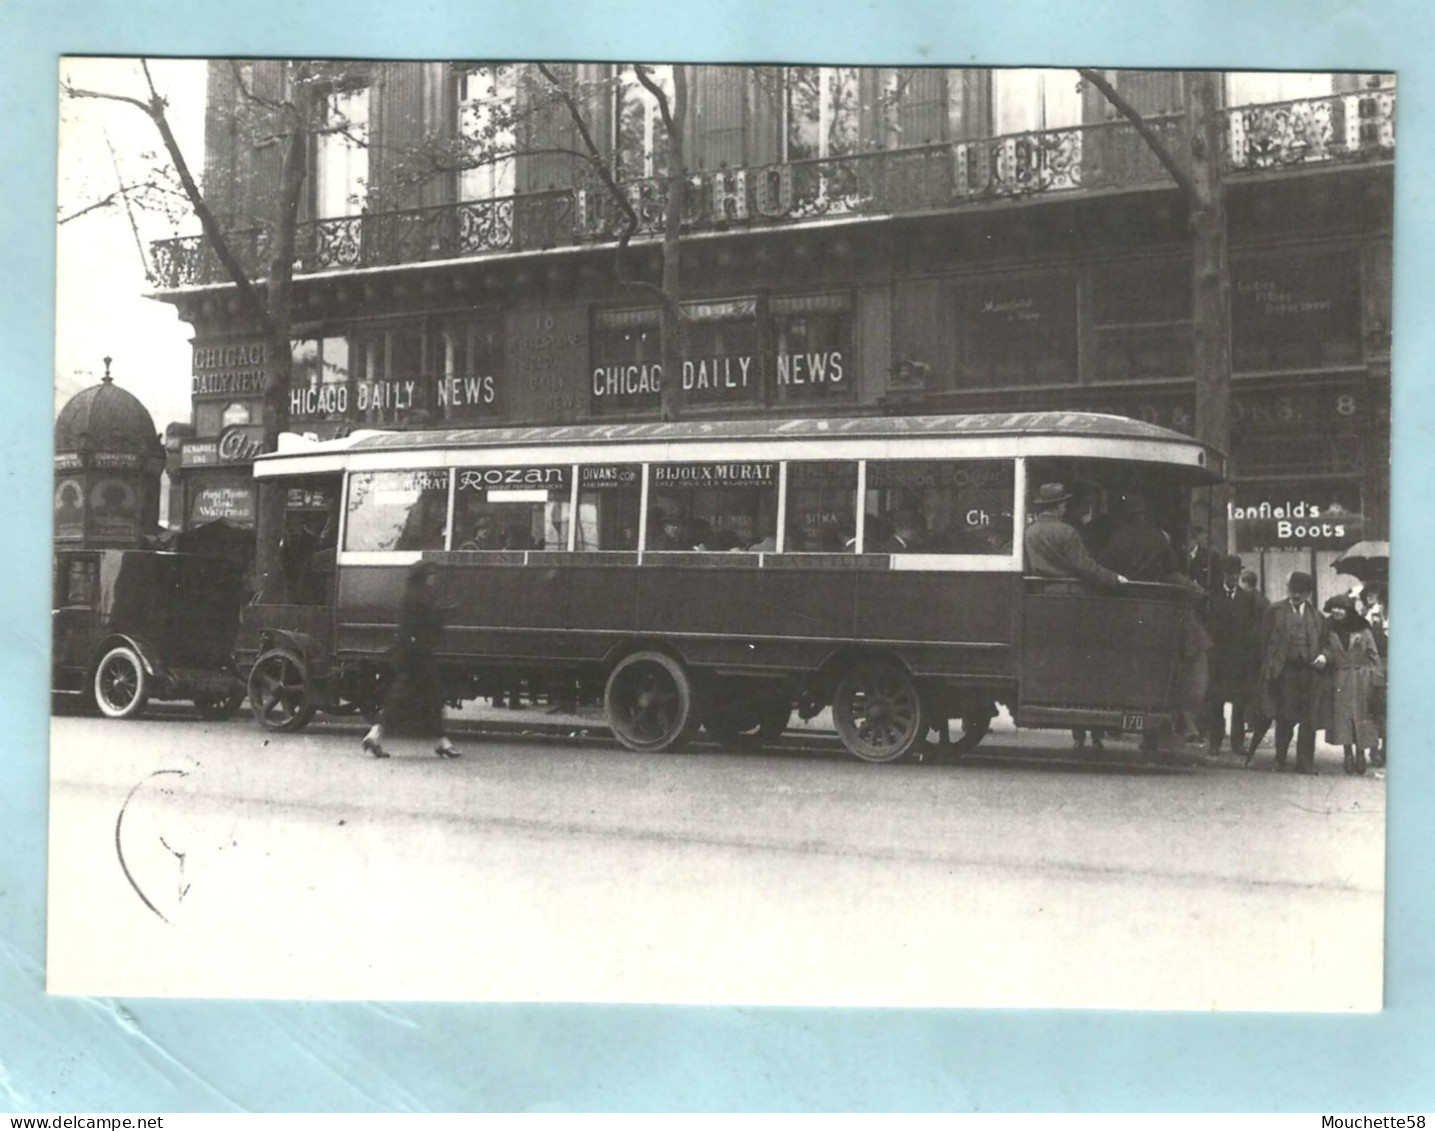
1332;540;1389;582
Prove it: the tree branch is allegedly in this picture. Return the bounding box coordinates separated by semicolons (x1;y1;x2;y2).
1077;68;1194;201
633;64;677;136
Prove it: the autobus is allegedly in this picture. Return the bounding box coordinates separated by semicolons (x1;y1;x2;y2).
238;411;1224;762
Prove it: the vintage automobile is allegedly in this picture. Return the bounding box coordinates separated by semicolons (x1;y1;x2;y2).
52;549;246;719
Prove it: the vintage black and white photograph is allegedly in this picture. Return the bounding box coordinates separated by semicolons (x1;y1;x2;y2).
49;58;1393;1008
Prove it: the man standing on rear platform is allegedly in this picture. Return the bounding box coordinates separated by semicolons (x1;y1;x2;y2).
1255;571;1327;774
1022;483;1128;590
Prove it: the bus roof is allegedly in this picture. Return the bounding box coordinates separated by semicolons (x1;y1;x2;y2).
257;412;1225;481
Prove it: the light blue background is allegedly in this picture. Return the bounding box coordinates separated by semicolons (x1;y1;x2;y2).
4;0;1430;1111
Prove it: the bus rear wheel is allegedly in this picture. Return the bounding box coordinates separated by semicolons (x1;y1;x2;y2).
248;650;315;732
832;660;927;763
605;651;700;753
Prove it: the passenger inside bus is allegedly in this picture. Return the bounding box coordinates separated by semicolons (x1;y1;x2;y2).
864;458;1014;554
1023;482;1128;588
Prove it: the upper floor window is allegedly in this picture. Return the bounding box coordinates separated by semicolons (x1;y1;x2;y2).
614;64;675;181
785;66;861;160
458;65;517;200
992;68;1083;134
1225;71;1334;107
315;86;369;218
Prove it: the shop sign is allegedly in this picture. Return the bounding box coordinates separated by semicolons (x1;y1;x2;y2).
591;351;846;405
653;462;776;487
456;466;569;492
54;453;84;472
509;307;588;421
91;452;145;470
217;425;266;464
54;479;85;540
286;488;331;511
580;465;640;490
193;341;268;397
191;483;256;527
1229;485;1363;551
181;440;219;467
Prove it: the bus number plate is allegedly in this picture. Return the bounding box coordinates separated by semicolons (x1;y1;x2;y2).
1121;713;1145;732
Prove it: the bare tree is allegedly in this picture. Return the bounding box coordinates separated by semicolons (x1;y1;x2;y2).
65;60;346;597
1078;68;1232;549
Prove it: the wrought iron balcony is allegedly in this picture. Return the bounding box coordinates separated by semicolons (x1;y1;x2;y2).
150;88;1395;291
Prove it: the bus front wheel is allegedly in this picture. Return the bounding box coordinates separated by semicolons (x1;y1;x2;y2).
248;650;316;732
832;661;927;763
605;651;700;754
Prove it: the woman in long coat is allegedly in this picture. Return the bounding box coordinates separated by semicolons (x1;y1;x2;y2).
1316;594;1383;775
362;561;461;759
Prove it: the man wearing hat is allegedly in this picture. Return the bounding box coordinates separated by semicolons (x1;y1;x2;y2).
1205;553;1264;756
1023;482;1128;589
1255;570;1327;773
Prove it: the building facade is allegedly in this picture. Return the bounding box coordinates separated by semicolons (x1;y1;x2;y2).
151;63;1395;592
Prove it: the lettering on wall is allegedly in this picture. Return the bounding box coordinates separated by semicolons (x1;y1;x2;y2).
193;341;268;397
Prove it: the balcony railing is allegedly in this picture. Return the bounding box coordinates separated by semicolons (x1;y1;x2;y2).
150;89;1395;290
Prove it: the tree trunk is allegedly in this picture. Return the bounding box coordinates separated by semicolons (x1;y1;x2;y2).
1183;71;1232;552
253;75;311;600
657;66;689;423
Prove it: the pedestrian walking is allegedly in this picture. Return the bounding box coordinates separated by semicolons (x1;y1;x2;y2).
1357;583;1388;767
1316;594;1384;775
1254;571;1326;774
1205;554;1264;756
362;561;462;759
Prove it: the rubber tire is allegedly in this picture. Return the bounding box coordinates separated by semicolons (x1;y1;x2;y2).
605;651;700;753
93;646;149;720
248;650;316;732
832;660;927;763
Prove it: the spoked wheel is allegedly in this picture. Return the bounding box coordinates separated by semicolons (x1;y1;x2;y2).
604;651;700;753
832;660;927;763
922;702;996;763
193;685;245;720
93;646;149;719
702;688;791;751
248;650;315;732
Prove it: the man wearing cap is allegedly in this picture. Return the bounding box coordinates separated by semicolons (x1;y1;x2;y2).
1023;482;1128;590
1255;571;1328;773
1205;553;1264;756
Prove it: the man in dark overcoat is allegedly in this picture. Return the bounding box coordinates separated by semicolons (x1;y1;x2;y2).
1256;571;1327;774
1205;554;1264;755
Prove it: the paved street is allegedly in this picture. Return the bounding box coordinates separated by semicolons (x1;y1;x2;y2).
48;706;1384;1010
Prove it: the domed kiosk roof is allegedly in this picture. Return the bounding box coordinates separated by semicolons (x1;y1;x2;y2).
55;374;160;455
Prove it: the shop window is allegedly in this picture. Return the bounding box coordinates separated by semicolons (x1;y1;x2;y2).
992;68;1083;134
457;65;516;200
1225;72;1334;107
314;86;369;219
784;66;861;160
429;317;503;419
290;336;354;421
452;466;570;551
682;297;759;406
1232;248;1362;372
647;461;778;552
574;464;643;550
770;293;853;401
1091;259;1193;383
353;325;434;425
864;460;1015;554
591;308;663;414
954;274;1078;389
785;462;857;552
614;64;675;181
344;469;449;552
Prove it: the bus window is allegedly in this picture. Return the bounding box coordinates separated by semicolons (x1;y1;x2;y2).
648;461;778;551
453;465;570;551
345;469;450;552
865;460;1015;554
575;464;642;551
785;461;857;552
